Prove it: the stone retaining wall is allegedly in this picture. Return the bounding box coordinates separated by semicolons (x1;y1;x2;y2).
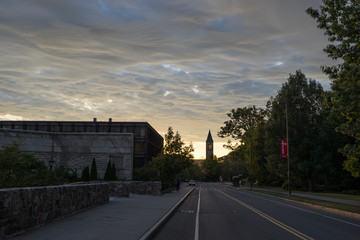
109;181;162;197
127;181;162;195
0;181;161;239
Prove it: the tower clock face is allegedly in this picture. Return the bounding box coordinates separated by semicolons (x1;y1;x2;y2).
208;144;212;150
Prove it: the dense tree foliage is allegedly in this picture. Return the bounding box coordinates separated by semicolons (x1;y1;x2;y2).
218;106;268;143
218;144;248;182
217;0;360;191
307;0;360;177
202;156;221;181
0;142;77;188
133;127;196;189
154;127;195;188
218;105;268;184
266;70;331;190
220;69;358;191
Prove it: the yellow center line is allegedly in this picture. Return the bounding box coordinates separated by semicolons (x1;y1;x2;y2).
217;189;314;240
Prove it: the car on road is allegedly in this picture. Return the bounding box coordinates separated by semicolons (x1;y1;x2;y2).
189;180;195;186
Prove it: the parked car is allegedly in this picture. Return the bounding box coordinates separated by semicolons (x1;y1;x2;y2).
189;180;195;186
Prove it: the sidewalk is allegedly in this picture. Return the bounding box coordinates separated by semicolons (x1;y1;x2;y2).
8;185;193;240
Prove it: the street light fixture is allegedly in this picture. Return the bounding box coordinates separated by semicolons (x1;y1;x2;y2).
278;101;291;196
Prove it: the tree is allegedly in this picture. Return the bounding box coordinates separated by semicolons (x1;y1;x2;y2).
220;141;247;181
218;105;268;143
151;127;194;189
111;162;117;180
218;105;268;184
307;1;360;72
265;70;328;190
250;121;270;185
104;160;112;181
54;166;78;184
81;166;90;181
133;161;160;182
90;158;97;181
164;126;194;157
307;0;360;177
202;155;221;181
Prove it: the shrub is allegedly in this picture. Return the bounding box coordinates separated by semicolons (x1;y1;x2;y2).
0;142;60;188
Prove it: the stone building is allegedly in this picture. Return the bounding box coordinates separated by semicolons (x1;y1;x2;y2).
0;119;163;180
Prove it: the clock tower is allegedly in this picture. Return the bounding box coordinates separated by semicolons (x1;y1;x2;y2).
206;130;214;160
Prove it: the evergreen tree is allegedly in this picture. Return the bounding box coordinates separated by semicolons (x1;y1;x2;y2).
104;160;112;181
90;158;97;181
111;162;117;180
81;166;90;181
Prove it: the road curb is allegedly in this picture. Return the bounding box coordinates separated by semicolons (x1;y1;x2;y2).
250;190;360;220
138;188;195;240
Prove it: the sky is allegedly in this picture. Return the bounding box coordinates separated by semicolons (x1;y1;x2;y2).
0;0;335;159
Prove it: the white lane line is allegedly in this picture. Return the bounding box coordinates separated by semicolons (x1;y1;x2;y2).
194;188;201;240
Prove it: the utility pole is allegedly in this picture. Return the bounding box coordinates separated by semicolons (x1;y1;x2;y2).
285;102;291;196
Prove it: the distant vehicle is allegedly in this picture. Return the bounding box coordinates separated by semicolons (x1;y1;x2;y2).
189;180;195;186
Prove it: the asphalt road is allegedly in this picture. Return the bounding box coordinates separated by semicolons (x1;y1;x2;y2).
153;182;360;240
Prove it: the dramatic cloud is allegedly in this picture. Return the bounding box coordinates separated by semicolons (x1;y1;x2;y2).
0;0;333;158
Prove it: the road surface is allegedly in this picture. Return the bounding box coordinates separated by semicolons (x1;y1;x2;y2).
153;182;360;240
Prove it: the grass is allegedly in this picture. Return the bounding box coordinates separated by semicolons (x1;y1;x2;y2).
299;191;360;201
252;185;360;201
250;189;360;214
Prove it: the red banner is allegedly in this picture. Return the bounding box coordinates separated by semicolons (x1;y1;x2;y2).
280;139;287;158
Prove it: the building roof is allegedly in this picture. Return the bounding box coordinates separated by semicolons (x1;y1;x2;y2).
206;130;213;143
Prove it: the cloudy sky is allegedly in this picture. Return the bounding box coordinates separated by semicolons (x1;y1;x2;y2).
0;0;334;158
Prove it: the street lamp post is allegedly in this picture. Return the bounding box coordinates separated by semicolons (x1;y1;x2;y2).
250;142;252;190
285;102;291;196
278;101;291;196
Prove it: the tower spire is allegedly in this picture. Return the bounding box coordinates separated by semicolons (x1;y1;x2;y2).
206;130;213;143
206;130;214;160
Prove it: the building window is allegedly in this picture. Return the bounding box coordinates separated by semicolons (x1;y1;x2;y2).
73;124;84;132
135;127;146;137
2;123;12;129
86;124;97;132
49;124;60;132
38;124;48;131
13;124;23;130
135;142;145;153
62;124;73;132
26;124;36;131
111;125;121;132
98;124;108;132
